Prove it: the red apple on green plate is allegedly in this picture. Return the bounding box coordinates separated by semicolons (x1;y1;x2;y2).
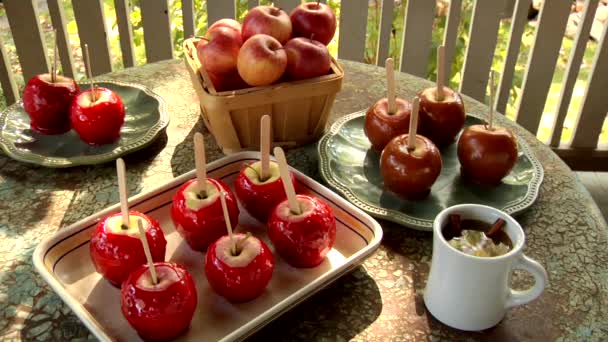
70;87;125;145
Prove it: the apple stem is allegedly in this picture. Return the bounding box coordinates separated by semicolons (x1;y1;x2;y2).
137;218;159;285
407;97;420;151
194;132;208;198
83;44;96;103
436;45;445;101
260;115;271;181
219;191;237;256
488;70;496;130
317;0;320;6
310;33;315;42
385;58;396;114
51;29;58;83
274;147;301;215
116;158;130;229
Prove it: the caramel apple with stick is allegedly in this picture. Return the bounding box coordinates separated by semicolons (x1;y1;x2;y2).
234;115;295;222
364;58;415;151
457;71;518;185
171;132;239;251
120;220;197;340
380;97;442;199
417;45;466;148
23;29;79;135
90;159;167;286
205;191;275;302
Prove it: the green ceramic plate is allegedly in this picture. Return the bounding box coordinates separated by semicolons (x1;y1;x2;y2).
318;111;544;231
0;80;169;168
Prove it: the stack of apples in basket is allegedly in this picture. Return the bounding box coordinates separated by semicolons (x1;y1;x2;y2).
196;1;337;91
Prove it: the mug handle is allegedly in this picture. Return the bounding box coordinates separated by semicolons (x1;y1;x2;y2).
505;254;548;309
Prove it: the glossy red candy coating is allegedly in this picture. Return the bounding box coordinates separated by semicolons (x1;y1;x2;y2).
70;87;125;145
23;74;79;135
268;195;336;268
205;234;275;302
417;86;466;148
90;211;167;286
121;262;197;341
364;97;414;151
171;178;240;252
234;166;294;223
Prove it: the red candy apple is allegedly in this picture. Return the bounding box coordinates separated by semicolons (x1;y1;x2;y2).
121;262;197;340
290;2;337;45
171;178;240;251
234;160;295;222
284;37;331;80
380;134;442;199
70;87;125;145
364;97;415;151
22;74;79;135
205;233;275;302
237;34;287;86
242;5;292;44
208;18;242;34
90;211;167;286
417;86;466;148
457;124;518;185
197;26;243;75
268;194;336;268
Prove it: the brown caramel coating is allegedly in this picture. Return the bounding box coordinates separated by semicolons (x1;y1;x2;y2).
380;134;442;199
417;86;466;148
364;97;414;151
457;124;518;185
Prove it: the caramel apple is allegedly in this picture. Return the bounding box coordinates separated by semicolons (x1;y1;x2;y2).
417;86;465;147
457;125;518;185
380;98;442;199
364;97;413;151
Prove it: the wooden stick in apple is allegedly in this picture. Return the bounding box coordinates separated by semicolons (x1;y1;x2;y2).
116;158;130;229
385;58;396;114
407;97;420;151
260;115;271;181
436;45;445;101
136;218;158;284
219;191;237;255
488;70;496;130
83;44;97;102
194;132;208;197
273;147;301;215
51;29;58;83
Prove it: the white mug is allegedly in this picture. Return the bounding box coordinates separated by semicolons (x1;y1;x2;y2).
423;204;548;331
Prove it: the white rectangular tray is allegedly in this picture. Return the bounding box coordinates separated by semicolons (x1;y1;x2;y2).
33;152;383;342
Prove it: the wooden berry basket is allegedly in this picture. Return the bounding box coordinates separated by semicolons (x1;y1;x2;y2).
183;38;344;154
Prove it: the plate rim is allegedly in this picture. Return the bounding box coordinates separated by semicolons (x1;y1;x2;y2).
0;80;169;168
317;110;545;231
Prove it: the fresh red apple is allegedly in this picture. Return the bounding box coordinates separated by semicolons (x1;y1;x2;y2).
70;87;125;145
290;2;337;45
284;37;331;80
171;178;240;252
205;69;249;92
234;161;295;222
268;194;336;268
208;18;242;35
121;262;197;340
364;97;416;151
457;125;518;185
90;211;167;286
205;233;274;302
22;74;79;135
380;134;442;199
242;5;292;44
417;86;466;148
237;34;287;86
197;27;243;75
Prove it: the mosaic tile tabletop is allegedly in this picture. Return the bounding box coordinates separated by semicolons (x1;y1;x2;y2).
0;60;606;341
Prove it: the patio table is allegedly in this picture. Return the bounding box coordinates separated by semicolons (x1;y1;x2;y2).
0;59;606;341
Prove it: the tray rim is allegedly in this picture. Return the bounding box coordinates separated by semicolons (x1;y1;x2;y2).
317;110;545;231
0;80;169;168
32;151;383;342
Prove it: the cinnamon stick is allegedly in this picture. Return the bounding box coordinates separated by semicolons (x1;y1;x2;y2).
487;218;506;237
